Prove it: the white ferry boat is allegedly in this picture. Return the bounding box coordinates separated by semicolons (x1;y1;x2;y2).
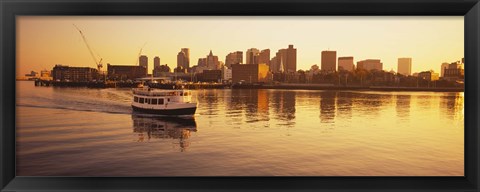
131;87;197;116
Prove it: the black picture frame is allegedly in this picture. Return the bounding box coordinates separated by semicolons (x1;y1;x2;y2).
1;0;479;191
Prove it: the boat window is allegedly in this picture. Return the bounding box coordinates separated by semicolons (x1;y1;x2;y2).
167;98;170;102
146;98;151;104
184;92;188;96
134;96;139;102
139;98;144;104
152;99;158;105
159;98;164;105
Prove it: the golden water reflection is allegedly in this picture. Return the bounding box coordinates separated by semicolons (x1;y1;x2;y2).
16;80;465;176
131;114;197;151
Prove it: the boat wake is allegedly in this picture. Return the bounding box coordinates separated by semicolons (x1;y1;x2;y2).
16;103;132;115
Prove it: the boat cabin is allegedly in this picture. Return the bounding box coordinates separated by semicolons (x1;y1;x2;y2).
132;88;193;108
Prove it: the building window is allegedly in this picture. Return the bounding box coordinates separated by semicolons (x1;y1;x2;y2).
159;98;164;105
134;96;138;103
139;98;144;104
152;99;158;105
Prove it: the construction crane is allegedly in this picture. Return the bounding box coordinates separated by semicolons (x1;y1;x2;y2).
136;42;147;65
73;24;103;72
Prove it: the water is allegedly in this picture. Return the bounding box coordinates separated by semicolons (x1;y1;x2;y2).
16;81;464;176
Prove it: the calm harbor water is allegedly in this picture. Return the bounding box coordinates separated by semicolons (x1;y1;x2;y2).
16;81;464;176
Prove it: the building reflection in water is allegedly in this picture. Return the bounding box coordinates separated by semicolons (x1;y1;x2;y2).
320;91;337;123
395;95;411;119
131;113;197;151
199;90;220;116
227;89;270;123
416;95;433;110
335;91;353;120
352;92;388;116
225;90;245;127
439;93;464;120
272;91;296;126
257;89;269;116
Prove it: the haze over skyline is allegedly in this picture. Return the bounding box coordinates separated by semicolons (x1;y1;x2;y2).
17;16;463;76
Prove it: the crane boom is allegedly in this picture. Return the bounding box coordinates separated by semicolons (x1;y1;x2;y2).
73;24;102;71
136;42;147;65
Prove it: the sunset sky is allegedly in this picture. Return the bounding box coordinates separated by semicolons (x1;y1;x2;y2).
17;16;463;76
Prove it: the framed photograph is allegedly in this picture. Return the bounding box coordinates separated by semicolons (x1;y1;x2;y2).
1;0;479;191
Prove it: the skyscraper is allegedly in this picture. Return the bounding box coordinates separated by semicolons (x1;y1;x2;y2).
258;49;270;66
154;56;160;68
246;48;260;64
270;56;278;72
177;48;190;70
181;48;190;68
338;57;354;72
272;49;286;73
139;55;148;76
441;62;450;77
225;51;243;68
206;50;220;70
321;50;337;72
397;58;412;76
198;58;207;67
177;52;186;69
357;59;383;71
285;45;296;73
270;45;296;73
277;49;287;72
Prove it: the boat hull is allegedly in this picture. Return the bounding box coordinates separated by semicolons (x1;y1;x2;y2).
132;105;197;116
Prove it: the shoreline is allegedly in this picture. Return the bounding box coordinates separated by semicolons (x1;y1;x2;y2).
25;80;464;92
260;84;464;92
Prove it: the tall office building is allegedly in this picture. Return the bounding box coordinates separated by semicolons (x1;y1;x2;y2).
177;52;186;69
397;58;412;76
321;50;337;72
139;55;148;75
270;56;278;72
258;49;270;66
270;45;296;73
338;57;354;72
246;48;260;64
198;58;207;67
206;50;220;70
278;49;287;72
271;49;287;73
154;56;160;68
181;48;190;68
225;51;243;68
285;45;297;73
356;59;383;71
177;48;190;70
441;62;450;77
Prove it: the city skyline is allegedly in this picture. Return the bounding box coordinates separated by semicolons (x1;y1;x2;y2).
17;16;463;76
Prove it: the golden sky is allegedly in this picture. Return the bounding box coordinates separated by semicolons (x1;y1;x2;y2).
17;16;463;76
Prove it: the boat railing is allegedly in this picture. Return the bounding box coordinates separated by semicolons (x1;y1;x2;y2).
133;88;188;97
